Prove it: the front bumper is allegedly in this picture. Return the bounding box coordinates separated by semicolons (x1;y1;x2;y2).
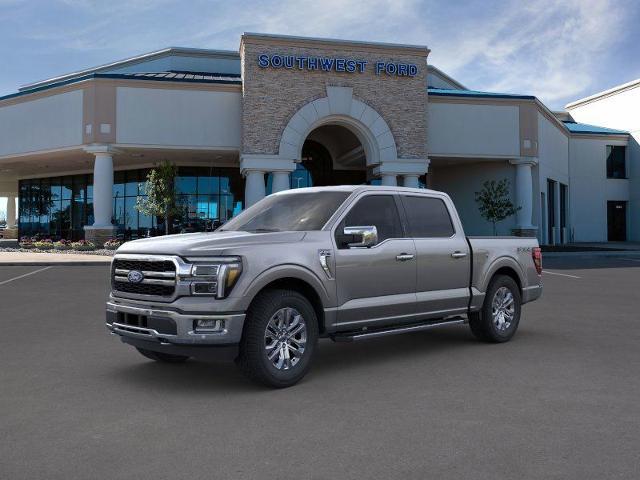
106;301;245;346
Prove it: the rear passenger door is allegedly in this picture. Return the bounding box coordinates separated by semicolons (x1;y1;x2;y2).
399;194;470;318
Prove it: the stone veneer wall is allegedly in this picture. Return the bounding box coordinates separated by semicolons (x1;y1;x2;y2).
240;37;428;160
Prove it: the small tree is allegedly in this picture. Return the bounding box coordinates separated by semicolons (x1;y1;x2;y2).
474;179;520;235
136;161;181;235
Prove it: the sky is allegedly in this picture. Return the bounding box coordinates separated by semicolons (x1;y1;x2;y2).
1;0;639;217
1;0;639;109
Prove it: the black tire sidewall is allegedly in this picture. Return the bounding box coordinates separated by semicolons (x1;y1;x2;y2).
240;289;319;387
483;276;522;342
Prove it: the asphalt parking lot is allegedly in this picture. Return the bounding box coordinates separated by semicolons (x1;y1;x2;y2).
1;256;639;479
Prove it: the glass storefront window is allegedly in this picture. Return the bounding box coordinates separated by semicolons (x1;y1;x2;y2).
18;166;244;240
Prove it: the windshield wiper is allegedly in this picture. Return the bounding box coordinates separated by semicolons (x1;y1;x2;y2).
247;228;281;233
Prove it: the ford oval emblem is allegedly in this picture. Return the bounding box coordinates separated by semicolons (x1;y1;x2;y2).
127;270;144;284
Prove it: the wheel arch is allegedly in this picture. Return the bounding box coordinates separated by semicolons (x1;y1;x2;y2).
481;257;525;295
240;265;331;334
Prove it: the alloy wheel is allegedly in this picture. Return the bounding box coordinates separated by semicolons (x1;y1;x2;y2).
264;307;308;370
492;286;515;332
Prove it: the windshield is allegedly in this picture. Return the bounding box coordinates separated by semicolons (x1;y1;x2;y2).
220;191;350;232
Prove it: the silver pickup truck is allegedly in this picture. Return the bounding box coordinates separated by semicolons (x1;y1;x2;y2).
107;185;542;387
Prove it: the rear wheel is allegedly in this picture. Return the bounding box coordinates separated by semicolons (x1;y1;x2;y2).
237;289;318;388
469;275;521;343
136;348;189;363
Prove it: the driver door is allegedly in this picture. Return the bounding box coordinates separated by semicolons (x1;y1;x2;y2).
333;193;417;329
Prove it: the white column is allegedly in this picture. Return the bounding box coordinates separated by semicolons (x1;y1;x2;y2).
510;158;536;229
402;174;420;188
6;195;16;228
91;152;115;227
381;174;397;186
244;170;266;207
271;171;290;193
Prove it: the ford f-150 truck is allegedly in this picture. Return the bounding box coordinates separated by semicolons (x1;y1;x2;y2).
107;186;543;387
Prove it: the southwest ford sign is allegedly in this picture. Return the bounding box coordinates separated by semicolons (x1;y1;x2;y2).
257;54;418;77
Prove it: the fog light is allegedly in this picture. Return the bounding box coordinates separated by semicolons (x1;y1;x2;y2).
191;282;218;295
194;319;225;332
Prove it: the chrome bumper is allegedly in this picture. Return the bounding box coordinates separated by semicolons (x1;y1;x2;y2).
106;301;245;345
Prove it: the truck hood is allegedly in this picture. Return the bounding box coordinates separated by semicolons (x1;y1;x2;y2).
116;231;307;257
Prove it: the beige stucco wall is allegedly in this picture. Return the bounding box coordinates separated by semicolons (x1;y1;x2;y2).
427;101;520;157
115;86;242;148
240;36;428;160
0;90;83;157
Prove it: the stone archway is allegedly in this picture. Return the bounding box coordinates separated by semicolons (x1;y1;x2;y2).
278;86;398;167
240;85;430;206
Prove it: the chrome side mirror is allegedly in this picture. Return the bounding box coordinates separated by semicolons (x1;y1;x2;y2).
343;225;378;248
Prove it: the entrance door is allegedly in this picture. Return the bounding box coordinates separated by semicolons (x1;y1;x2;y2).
607;201;627;241
334;193;417;328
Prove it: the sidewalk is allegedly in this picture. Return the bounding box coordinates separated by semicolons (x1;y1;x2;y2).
0;251;112;266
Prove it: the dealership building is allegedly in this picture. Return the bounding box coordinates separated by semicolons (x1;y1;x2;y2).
0;33;637;244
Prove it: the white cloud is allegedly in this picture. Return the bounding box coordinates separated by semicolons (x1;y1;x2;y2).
426;0;631;107
2;0;635;108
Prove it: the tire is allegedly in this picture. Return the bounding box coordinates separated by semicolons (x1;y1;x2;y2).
469;275;522;343
237;289;319;388
136;347;190;363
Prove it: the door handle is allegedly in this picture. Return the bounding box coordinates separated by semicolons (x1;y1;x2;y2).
451;251;467;259
396;253;415;262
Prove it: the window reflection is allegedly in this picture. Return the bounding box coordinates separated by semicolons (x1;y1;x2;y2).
18;166;245;240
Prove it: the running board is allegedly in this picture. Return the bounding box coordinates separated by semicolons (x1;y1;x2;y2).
330;317;467;343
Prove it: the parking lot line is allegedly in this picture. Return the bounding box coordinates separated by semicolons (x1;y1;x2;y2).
0;266;52;286
542;270;581;279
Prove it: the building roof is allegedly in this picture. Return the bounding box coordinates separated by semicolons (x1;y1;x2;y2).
115;71;241;82
562;121;628;135
428;87;535;100
427;66;466;90
19;47;240;92
565;78;640;109
0;71;241;103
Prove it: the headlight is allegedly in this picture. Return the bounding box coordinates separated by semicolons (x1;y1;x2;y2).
185;256;243;298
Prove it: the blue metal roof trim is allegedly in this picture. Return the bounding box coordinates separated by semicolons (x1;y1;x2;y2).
562;121;628;135
428;87;536;100
0;72;242;102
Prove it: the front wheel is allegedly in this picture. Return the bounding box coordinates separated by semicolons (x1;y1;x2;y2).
469;275;522;343
237;289;318;388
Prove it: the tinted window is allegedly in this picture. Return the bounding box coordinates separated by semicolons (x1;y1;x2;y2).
401;196;454;237
342;195;402;243
221;191;349;232
606;145;626;179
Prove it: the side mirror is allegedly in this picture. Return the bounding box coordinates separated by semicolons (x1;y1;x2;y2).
340;225;378;248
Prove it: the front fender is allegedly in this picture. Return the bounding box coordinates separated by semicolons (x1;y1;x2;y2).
236;263;334;312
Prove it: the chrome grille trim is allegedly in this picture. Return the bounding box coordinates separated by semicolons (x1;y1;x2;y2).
114;269;176;278
111;254;189;300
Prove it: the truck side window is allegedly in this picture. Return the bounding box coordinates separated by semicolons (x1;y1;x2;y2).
340;195;402;244
400;196;455;237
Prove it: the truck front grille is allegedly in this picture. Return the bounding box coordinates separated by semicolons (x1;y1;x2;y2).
112;258;177;297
